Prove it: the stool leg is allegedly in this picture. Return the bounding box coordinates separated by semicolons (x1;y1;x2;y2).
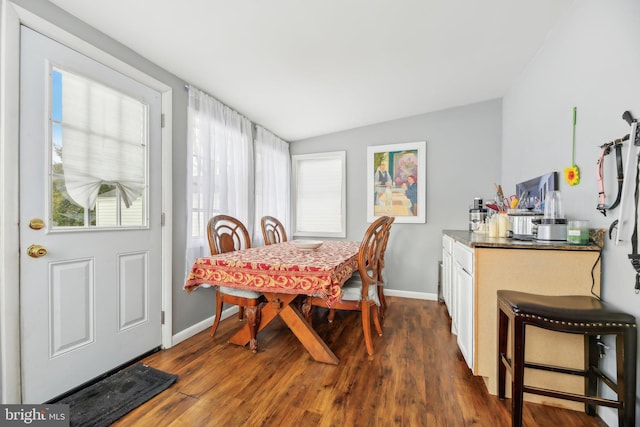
511;316;526;427
585;335;598;416
498;306;508;400
620;328;637;427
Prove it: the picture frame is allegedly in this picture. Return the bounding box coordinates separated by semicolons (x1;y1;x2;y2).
515;171;558;211
367;141;426;223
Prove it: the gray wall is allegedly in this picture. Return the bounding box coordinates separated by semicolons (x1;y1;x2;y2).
502;1;640;423
291;99;502;296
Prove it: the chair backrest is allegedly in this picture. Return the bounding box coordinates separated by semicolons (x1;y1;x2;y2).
261;216;287;245
378;217;394;279
207;215;251;255
356;216;390;296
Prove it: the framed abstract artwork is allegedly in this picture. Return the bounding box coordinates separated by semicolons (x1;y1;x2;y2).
367;141;426;223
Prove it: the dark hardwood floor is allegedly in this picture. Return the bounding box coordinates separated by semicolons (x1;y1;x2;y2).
114;297;609;426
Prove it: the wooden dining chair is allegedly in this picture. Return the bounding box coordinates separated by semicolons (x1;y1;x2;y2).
324;216;394;324
260;215;287;245
207;214;263;352
376;216;394;320
304;215;390;356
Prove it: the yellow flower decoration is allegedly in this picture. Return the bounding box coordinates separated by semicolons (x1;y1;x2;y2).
564;164;580;186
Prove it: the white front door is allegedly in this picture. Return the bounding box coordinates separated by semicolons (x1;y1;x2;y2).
19;26;163;403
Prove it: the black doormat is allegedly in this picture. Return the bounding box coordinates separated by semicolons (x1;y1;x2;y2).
57;364;177;427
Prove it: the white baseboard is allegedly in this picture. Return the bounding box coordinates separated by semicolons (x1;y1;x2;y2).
170;291;438;346
385;288;439;301
171;305;239;346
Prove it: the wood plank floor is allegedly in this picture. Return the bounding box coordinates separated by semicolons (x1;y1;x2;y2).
114;297;609;426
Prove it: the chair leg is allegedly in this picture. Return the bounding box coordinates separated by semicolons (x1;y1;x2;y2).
246;304;261;353
377;285;387;320
621;328;637;427
373;304;383;336
302;297;312;325
362;302;374;356
511;316;526;427
238;306;245;320
585;335;598;416
328;308;336;323
497;307;508;400
210;293;224;337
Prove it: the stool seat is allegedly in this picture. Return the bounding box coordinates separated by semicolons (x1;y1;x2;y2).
497;290;637;427
499;291;636;326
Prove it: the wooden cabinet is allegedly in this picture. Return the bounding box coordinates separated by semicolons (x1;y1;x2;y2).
475;247;600;409
442;230;602;410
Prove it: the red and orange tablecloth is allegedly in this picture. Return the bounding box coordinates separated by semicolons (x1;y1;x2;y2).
184;240;360;306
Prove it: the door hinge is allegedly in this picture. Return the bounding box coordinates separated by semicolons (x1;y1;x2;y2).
161;310;165;325
161;212;165;226
161;113;165;128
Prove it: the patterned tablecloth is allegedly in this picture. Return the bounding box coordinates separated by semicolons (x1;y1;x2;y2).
184;240;360;306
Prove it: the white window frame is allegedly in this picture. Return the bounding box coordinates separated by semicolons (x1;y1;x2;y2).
292;151;346;238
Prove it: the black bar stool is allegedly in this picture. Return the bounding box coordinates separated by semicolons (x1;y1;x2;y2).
497;290;637;427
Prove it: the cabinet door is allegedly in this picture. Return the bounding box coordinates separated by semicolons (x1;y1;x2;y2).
455;263;474;371
450;254;458;336
442;248;452;314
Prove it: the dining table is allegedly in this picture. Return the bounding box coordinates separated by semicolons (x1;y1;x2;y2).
184;240;360;364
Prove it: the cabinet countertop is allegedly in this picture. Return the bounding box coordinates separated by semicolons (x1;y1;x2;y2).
443;229;603;252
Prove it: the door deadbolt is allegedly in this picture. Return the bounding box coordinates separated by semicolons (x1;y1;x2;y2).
27;245;47;258
29;218;45;230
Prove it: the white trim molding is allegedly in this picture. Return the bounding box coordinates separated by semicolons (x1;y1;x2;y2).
384;288;438;301
171;306;239;347
0;0;23;405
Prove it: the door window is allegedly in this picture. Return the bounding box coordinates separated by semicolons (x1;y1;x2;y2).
50;67;148;229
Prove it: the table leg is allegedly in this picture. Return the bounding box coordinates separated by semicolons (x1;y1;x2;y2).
279;302;339;365
228;293;339;365
228;293;295;346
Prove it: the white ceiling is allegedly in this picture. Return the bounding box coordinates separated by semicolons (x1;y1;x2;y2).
49;0;574;141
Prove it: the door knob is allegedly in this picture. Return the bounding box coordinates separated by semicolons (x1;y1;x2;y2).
27;244;47;258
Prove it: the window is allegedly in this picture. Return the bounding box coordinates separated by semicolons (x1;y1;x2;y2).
292;151;346;238
184;85;253;273
188;118;251;239
188;120;227;238
50;67;148;229
253;126;291;245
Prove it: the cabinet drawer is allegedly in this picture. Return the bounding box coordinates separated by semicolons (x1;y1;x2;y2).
442;235;453;253
453;242;474;274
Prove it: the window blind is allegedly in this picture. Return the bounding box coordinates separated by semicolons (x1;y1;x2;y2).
57;68;147;210
293;152;345;237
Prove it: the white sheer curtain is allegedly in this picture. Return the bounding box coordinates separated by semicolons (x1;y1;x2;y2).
253;126;291;246
185;86;254;273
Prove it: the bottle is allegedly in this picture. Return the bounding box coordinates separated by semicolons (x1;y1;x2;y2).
498;212;509;238
488;214;498;238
